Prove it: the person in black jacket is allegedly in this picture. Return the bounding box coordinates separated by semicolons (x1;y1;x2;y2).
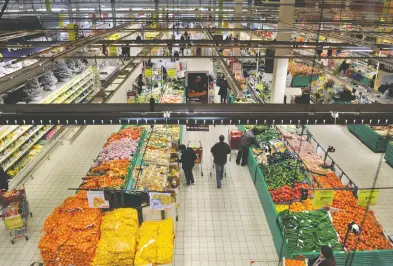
218;78;229;103
236;128;258;166
178;144;197;185
136;74;145;94
0;167;10;192
308;246;337;266
211;135;231;188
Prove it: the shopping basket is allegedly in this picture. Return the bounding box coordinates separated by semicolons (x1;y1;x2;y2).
187;140;203;176
1;188;33;244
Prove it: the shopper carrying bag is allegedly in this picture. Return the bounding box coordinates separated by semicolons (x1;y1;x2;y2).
0;167;10;192
178;144;197;186
211;135;231;189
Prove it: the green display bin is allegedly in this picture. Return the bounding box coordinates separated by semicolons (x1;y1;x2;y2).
348;125;390;153
384;141;393;167
291;75;319;87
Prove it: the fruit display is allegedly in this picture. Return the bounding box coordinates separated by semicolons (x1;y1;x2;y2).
284;258;307;266
94;138;139;166
288;61;322;76
280;210;343;253
93;208;139;266
244;124;393;258
134;217;175;265
135;164;168;191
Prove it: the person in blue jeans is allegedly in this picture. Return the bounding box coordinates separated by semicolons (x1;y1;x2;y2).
211;135;231;189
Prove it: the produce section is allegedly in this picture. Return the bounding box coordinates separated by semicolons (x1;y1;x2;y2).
348;125;392;153
239;124;393;264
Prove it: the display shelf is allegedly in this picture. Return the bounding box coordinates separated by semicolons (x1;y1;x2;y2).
75;89;94;103
64;83;94;104
4;126;54;171
347;125;391;153
0;126;33;155
0;126;19;141
384;142;393;167
0;126;43;165
52;76;93;103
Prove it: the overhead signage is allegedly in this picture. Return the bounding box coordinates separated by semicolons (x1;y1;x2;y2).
167;69;176;78
312;190;334;209
144;69;153;78
67;24;78;41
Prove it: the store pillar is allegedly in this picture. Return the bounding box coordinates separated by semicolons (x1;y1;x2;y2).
271;0;295;103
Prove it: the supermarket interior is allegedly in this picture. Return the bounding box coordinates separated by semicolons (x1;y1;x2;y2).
1;0;393;266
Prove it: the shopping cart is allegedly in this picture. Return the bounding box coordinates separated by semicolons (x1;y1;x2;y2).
209;163;227;178
187;140;203;176
228;129;243;161
1;188;33;244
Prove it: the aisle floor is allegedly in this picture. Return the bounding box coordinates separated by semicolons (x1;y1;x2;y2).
307;125;393;235
176;125;277;266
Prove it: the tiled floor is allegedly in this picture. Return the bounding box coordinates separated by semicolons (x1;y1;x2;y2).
177;125;278;266
307;125;393;235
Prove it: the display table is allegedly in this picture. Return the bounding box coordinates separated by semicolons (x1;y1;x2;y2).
291;75;319;87
347;125;391;153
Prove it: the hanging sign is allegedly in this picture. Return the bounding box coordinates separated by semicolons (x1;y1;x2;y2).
167;69;176;78
67;24;78;41
149;192;172;210
357;190;379;207
87;191;110;208
5;215;24;230
59;14;66;27
109;46;118;57
144;69;153;77
312;190;334;208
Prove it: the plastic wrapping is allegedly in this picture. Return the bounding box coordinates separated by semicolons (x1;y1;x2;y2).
93;208;139;266
135;217;175;266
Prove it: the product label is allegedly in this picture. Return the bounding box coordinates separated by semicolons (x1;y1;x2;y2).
5;215;24;230
312;190;334;208
357;190;379;207
87;191;110;208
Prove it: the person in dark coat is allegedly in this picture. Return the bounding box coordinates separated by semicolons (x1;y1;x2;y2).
339;60;350;74
211;135;231;188
0;167;10;192
218;78;229;103
309;246;337;266
178;144;197;185
136;35;142;41
136;74;145;94
236;128;258;166
180;35;185;55
162;66;168;81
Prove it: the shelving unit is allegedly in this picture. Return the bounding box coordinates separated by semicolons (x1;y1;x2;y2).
0;67;95;178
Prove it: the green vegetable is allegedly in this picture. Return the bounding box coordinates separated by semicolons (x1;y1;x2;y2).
280;210;343;253
261;158;305;189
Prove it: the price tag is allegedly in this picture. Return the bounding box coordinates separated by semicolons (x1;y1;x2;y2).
149;192;172;210
357;190;379;207
256;83;263;90
145;69;153;77
5;215;24;230
167;69;176;78
312;190;334;208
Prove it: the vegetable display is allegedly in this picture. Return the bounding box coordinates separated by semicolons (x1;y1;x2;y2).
280;210;343;253
261;158;305;189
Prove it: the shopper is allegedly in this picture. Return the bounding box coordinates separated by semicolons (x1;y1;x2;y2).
0;167;10;192
218;78;229;103
196;47;201;56
178;144;197;186
309;246;337;266
136;35;142;41
353;70;363;82
136;74;145;94
211;135;231;188
162;66;168;81
236;128;258;166
339;60;350;75
180;34;185;55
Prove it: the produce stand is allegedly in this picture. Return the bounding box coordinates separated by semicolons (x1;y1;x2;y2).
240;124;393;265
347;125;391;153
384;141;393;167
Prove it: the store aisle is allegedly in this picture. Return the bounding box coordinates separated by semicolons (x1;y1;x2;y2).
175;125;278;266
307;125;393;235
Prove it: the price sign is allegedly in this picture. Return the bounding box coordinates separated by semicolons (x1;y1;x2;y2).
149;192;172;210
145;69;153;77
109;46;118;57
312;190;334;208
357;190;379;207
5;215;24;230
87;191;109;208
256;83;263;90
167;69;176;78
